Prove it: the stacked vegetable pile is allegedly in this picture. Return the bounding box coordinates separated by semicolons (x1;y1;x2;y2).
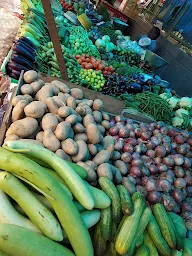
0;143;111;256
107;117;192;227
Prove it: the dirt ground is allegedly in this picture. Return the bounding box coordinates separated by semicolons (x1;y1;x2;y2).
0;0;21;13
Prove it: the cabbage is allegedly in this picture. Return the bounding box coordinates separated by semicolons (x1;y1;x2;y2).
102;35;111;43
179;97;192;109
172;116;184;127
159;93;171;100
168;97;179;109
175;108;189;117
115;30;122;36
95;39;105;48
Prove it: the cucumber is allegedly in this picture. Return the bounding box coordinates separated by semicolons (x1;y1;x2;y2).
169;212;187;251
172;250;182;256
115;198;145;255
153;204;176;249
117;185;133;215
183;238;192;256
110;221;117;242
100;207;112;240
147;214;171;256
98;177;122;223
136;234;144;247
0;189;41;234
0;172;62;241
144;231;159;256
0;250;9;256
93;222;107;256
135;245;150;256
74;201;86;212
136;207;152;241
132;192;145;203
0;224;74;256
84;181;111;209
0;147;94;256
81;210;101;229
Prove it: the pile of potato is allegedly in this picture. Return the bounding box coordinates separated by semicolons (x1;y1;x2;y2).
5;70;127;185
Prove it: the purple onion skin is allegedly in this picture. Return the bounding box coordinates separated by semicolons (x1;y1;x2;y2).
145;178;156;192
162;195;176;211
147;191;162;204
146;150;155;158
163;143;172;154
184;171;192;186
157;179;172;192
131;159;143;167
109;126;119;136
182;202;192;213
173;203;181;214
141;166;150;176
174;178;187;189
130;166;142;178
171;188;186;203
119;126;130;138
162;157;175;167
136;185;147;197
177;144;188;155
154;157;162;165
183;157;192;169
186;186;192;196
146;141;156;150
157;164;168;173
174;134;185;144
174;166;185;178
121;152;132;163
132;152;140;159
149;164;159;175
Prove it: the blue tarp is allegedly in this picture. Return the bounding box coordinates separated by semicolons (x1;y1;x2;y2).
158;0;192;43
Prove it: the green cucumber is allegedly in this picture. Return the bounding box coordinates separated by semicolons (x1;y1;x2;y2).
135;245;150;256
0;147;94;256
110;221;117;242
136;234;144;247
153;204;176;249
132;192;145;203
66;161;87;179
98;177;122;223
144;231;159;256
172;250;182;256
183;238;192;256
0;250;9;256
3;141;93;210
0;172;62;241
136;207;152;241
100;207;112;240
115;198;145;255
81;210;101;229
147;214;171;256
93;222;107;256
117;185;133;215
0;224;74;256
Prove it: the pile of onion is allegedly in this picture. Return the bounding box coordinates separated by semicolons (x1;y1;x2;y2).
109;116;192;215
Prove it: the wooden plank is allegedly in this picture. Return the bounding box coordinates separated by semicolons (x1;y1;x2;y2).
41;0;68;81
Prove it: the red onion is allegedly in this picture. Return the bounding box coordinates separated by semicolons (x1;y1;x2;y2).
157;179;171;192
130;166;142;177
167;170;175;179
151;136;161;146
171;189;186;203
172;154;184;166
162;135;171;143
171;142;177;149
176;145;187;155
132;152;140;159
141;144;147;154
155;146;166;157
174;166;185;178
162;157;175;167
183;157;192;169
135;144;142;154
116;122;124;128
109;126;119;136
160;126;168;135
153;129;161;136
155;121;165;129
146;141;156;149
119;126;130;138
133;123;140;129
159;172;174;184
145;178;156;191
186;151;192;158
126;138;137;146
141;166;150;176
182;202;192;213
187;138;192;146
141;132;151;141
168;128;176;137
136;185;147;197
135;128;142;138
186;186;192;196
174;178;187;189
129;130;136;138
173;203;181;214
125;123;134;130
147;191;162;204
110;119;115;126
162;195;176;211
163;143;172;154
149;165;158;175
131;159;143;167
181;130;190;140
113;135;119;140
184;172;192;185
115;116;123;123
175;134;185;144
121;152;132;163
115;140;124;151
157;163;168;173
141;176;149;186
154;157;162;165
123;144;134;154
146;150;156;158
128;176;137;185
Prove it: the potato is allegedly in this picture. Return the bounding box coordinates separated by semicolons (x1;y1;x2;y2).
87;144;98;156
41;113;59;131
65;114;81;124
77;162;97;182
101;120;111;130
37;79;45;87
24;101;47;119
75;107;86;116
112;151;121;160
113;167;123;184
93;99;104;111
19;139;44;147
55;149;72;162
54;121;73;140
102;112;110;121
85;161;98;171
12;95;32;106
103;136;116;149
66;96;76;109
73;123;85;134
5;134;20;142
74;133;87;142
86;123;102;144
23;95;33;104
45;97;58;114
55;114;64;122
72;140;89;162
23;70;38;83
43;129;60;152
26;125;41;140
58;92;68;102
97;163;113;180
83;114;95;127
51;80;70;93
96;144;104;152
83;105;92;115
35;84;58;102
57;106;71;118
21;84;34;95
70;88;83;100
36;131;44;143
12;100;28;122
7;117;38;138
93;111;102;123
30;81;42;93
52;96;65;107
61;138;79;156
98;125;105;135
114;160;128;175
92;150;111;165
106;144;115;155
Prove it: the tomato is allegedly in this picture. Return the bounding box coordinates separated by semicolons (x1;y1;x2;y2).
77;59;82;64
97;64;103;71
81;62;87;67
85;58;90;63
85;63;93;69
103;70;108;75
93;63;98;69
